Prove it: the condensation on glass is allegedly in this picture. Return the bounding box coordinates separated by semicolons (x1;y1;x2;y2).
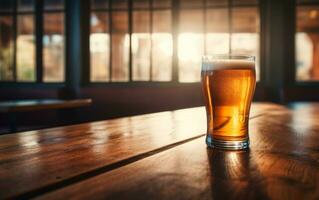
43;0;65;82
296;1;319;81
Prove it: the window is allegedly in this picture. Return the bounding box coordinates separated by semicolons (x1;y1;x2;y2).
296;0;319;81
0;0;35;81
90;0;172;82
0;0;65;83
16;0;36;81
90;0;260;83
178;0;260;82
43;0;65;82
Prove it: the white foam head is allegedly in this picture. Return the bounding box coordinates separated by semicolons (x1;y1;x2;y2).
202;56;255;71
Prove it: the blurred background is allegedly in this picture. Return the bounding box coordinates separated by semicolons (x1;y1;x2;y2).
0;0;319;133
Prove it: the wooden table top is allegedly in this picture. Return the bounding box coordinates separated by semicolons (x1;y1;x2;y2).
0;99;92;112
0;102;318;199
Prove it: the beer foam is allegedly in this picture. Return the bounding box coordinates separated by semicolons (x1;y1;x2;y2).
202;60;255;71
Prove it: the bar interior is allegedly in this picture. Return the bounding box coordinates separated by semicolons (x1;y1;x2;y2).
0;0;319;199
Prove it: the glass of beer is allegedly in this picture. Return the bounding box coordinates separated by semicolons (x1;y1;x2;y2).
201;55;256;150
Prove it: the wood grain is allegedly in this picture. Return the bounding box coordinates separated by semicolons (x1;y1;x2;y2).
37;103;319;200
0;103;280;199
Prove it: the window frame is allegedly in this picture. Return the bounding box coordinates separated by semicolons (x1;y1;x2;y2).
0;0;66;85
88;0;263;85
294;0;319;87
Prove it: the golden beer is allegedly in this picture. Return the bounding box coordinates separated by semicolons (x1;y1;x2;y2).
201;55;256;150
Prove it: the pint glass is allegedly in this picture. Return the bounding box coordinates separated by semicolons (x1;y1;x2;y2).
201;55;256;150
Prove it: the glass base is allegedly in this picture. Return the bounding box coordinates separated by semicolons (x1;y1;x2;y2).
206;135;249;150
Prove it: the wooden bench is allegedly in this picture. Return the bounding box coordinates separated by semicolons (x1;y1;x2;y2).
0;102;318;199
0;99;92;133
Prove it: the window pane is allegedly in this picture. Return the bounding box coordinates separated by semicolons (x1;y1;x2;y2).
132;11;151;81
43;13;64;82
112;0;128;9
90;12;110;82
207;0;228;6
232;7;259;33
180;0;204;8
0;16;14;81
17;15;35;82
206;8;229;54
91;0;108;9
133;0;150;9
153;0;171;8
178;9;204;82
152;10;172;81
18;0;34;12
232;0;258;6
296;5;319;81
231;7;260;81
44;0;64;10
0;0;14;12
112;11;129;81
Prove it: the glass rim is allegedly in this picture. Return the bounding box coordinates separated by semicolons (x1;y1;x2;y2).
202;54;255;61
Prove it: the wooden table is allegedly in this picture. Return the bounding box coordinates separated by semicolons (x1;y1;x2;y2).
0;99;92;132
0;102;318;199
